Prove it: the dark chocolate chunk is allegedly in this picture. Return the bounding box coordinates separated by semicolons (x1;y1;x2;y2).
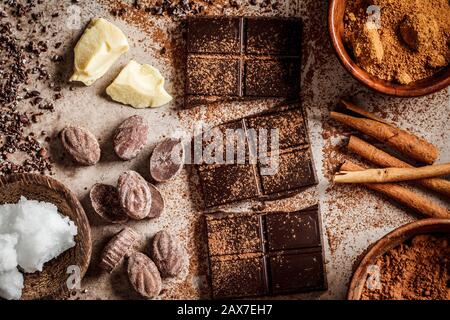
210;255;268;299
205;205;326;299
269;251;325;295
202;120;248;163
246;108;307;151
198;163;259;207
245;19;302;55
266;209;321;251
206;213;264;256
196;106;316;206
244;58;300;98
187;17;242;54
259;148;316;195
185;17;301;101
186;56;241;96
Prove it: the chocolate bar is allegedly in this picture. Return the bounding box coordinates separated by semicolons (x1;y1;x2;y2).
185;16;301;101
196;105;317;208
206;205;327;299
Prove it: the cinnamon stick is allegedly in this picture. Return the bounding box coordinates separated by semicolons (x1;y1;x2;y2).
334;163;450;184
340;160;450;219
331;100;439;164
348;136;450;197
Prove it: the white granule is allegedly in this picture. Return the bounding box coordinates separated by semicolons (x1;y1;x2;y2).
0;197;78;300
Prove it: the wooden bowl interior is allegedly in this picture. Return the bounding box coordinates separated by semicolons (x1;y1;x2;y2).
329;0;450;97
347;219;450;300
0;174;91;300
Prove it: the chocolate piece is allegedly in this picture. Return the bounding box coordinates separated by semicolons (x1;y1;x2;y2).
258;148;316;196
210;254;267;299
246;19;302;55
206;213;264;256
244;58;300;97
196;105;317;208
187;17;241;54
246;108;307;151
266;209;320;251
269;250;325;295
186;56;241;96
185;17;301;101
205;205;327;298
202;120;248;162
198;163;259;207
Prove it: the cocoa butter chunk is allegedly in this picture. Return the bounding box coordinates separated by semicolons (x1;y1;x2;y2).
70;18;129;86
352;22;384;66
399;14;439;52
149;138;184;182
114;115;149;160
106;60;172;108
60;126;101;166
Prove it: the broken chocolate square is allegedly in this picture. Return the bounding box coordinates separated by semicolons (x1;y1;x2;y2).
187;17;242;54
258;148;316;196
269;250;325;295
266;209;321;251
246;108;307;151
198;164;259;208
186;56;241;96
206;213;264;256
210;255;268;299
244;58;300;97
245;18;302;55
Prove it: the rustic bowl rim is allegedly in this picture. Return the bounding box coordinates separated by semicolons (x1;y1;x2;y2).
328;0;450;97
0;173;92;299
347;218;450;300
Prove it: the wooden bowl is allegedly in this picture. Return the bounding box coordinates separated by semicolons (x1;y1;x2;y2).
0;174;92;300
347;219;450;300
328;0;450;97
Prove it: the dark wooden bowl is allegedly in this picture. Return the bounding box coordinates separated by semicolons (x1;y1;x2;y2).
0;174;92;300
347;219;450;300
328;0;450;97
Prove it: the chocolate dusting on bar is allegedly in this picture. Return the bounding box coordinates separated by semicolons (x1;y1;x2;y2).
205;205;327;299
196;105;317;208
185;16;301;100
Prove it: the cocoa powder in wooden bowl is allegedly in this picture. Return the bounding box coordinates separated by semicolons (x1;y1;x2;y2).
348;219;450;300
328;0;450;97
0;174;92;300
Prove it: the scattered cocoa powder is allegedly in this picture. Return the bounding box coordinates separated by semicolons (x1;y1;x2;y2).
344;0;450;84
361;234;450;300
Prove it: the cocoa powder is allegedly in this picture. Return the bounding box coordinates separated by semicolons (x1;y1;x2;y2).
361;234;449;300
344;0;450;84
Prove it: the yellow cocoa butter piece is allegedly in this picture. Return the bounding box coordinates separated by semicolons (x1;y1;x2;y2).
70;18;129;86
106;60;172;109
